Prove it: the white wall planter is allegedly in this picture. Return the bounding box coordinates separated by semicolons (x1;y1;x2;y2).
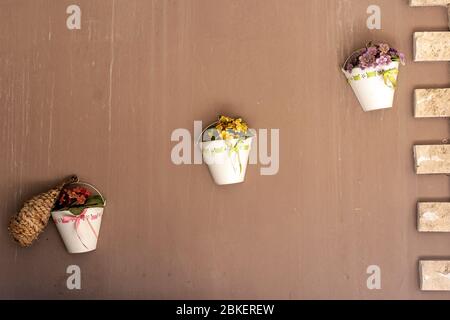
201;137;253;185
342;61;400;112
52;207;103;254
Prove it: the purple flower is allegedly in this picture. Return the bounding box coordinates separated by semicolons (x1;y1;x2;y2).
388;49;406;65
376;54;392;67
390;47;398;53
359;52;376;69
366;46;378;56
344;42;406;73
389;48;398;58
346;63;354;73
398;52;406;65
379;43;390;54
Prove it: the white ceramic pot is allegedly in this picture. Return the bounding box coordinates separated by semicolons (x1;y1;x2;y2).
342;61;400;112
52;207;103;254
201;137;253;185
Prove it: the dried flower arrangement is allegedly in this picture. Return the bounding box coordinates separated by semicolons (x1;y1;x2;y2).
344;42;406;73
53;186;105;215
203;115;252;142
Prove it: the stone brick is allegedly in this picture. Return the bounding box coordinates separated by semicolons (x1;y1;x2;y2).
414;32;450;62
410;0;450;6
414;145;450;174
418;203;450;232
415;88;450;117
420;261;450;291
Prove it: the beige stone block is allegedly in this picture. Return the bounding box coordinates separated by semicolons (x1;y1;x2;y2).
415;88;450;118
410;0;450;6
414;32;450;61
418;203;450;232
420;261;450;291
414;145;450;174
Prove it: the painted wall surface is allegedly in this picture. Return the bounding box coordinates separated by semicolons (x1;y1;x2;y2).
1;0;449;299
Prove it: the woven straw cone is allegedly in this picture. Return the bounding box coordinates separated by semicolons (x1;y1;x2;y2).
8;175;78;247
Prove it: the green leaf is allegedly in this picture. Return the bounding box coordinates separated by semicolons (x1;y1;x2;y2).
69;207;85;215
84;195;105;207
62;195;105;215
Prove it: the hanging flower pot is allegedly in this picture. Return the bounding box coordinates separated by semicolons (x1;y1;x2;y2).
51;181;106;254
342;42;406;112
199;115;254;185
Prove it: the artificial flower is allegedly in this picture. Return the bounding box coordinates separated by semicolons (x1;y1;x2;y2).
376;54;392;66
359;52;376;69
203;115;251;142
379;43;390;54
345;42;405;72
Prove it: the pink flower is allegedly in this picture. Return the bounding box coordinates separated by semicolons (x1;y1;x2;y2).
366;46;378;56
359;53;376;69
376;54;392;67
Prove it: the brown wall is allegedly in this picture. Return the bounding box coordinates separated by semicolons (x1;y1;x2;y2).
1;0;450;299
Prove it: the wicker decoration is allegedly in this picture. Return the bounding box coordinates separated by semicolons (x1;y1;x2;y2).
8;175;78;247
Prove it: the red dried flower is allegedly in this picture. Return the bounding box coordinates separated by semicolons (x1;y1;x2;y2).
57;186;91;208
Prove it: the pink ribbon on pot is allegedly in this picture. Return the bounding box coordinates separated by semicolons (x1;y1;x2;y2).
62;209;98;250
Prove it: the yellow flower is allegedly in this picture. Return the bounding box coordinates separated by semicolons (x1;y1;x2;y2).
220;131;232;140
214;115;249;140
219;115;232;123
